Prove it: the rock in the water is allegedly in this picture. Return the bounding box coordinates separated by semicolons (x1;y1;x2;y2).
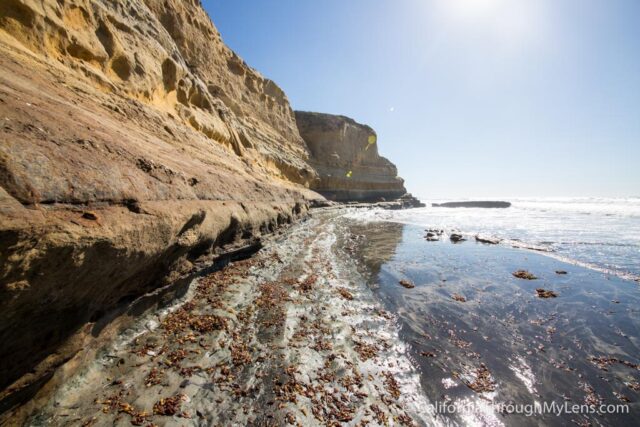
398;193;426;208
475;234;501;244
309;198;337;208
424;231;440;241
536;288;558;298
337;288;354;300
450;233;466;243
433;201;511;208
513;270;538;280
399;279;415;289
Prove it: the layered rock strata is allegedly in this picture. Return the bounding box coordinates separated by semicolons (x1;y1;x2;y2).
0;0;318;414
295;111;407;202
0;0;421;418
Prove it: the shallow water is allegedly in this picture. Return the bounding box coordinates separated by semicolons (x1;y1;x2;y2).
340;216;640;426
345;197;640;280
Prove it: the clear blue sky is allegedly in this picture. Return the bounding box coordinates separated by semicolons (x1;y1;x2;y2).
203;0;639;198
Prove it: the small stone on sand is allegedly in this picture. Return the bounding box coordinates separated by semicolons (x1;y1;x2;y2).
399;279;415;289
536;288;558;298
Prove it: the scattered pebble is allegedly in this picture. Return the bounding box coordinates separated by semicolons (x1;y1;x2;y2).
536;288;558;298
399;279;415;289
337;287;354;300
452;294;466;302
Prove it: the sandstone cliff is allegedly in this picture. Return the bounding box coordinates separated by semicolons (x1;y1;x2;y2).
0;0;420;417
295;111;407;202
0;0;320;414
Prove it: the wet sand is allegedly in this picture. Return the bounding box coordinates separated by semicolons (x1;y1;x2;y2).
27;210;640;426
30;212;429;426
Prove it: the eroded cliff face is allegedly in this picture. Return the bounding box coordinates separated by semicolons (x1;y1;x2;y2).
0;0;315;184
295;111;407;202
0;0;320;414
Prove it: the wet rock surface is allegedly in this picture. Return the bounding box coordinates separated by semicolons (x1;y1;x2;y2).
449;233;466;243
475;234;501;245
513;270;538;280
535;288;558;298
424;229;443;242
399;279;416;289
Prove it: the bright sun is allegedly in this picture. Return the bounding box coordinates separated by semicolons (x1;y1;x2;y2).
436;0;543;47
448;0;504;20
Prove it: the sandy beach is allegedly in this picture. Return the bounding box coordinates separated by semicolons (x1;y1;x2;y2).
22;208;639;426
29;210;430;426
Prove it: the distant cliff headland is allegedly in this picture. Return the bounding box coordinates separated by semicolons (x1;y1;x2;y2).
296;112;407;202
0;0;415;416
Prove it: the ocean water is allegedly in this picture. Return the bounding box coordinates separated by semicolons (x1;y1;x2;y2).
335;206;640;427
345;197;640;281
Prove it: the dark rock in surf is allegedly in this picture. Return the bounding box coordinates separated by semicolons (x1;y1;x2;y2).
513;270;537;280
309;198;337;208
399;279;415;289
398;193;426;208
536;288;558;298
450;233;466;243
475;234;501;244
432;201;511;208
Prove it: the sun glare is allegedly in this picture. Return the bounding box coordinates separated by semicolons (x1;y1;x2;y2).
448;0;503;21
435;0;544;48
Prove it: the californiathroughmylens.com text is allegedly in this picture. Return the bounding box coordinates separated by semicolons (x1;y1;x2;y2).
429;400;630;418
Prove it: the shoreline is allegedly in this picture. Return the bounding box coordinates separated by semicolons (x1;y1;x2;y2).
8;209;640;426
20;211;432;426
